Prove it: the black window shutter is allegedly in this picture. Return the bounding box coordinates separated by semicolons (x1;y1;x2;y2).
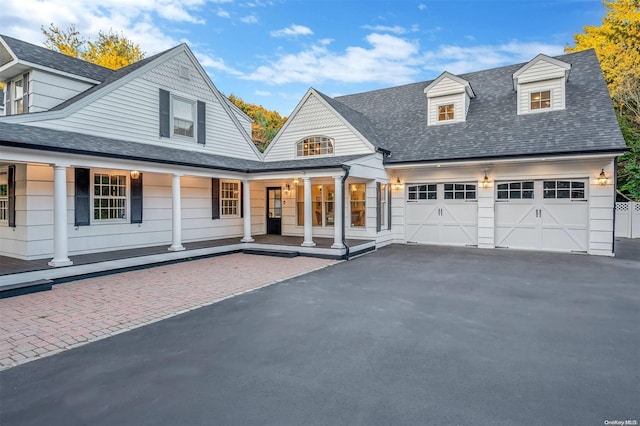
376;182;382;232
159;89;170;138
74;168;91;226
387;183;392;231
22;73;29;114
5;81;11;115
239;181;244;218
197;101;206;145
7;165;16;227
130;173;143;224
211;178;220;219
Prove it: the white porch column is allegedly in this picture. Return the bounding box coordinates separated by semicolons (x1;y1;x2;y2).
301;177;315;247
168;174;185;251
48;164;73;267
241;179;254;242
332;175;344;249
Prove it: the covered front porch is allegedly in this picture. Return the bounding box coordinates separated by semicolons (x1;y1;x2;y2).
0;235;375;291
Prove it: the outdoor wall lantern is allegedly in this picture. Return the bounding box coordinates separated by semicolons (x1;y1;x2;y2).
481;171;491;189
598;169;608;186
293;177;299;185
392;177;403;190
284;183;291;195
130;170;140;179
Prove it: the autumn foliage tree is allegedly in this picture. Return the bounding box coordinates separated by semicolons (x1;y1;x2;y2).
228;94;287;151
566;0;640;200
41;24;145;70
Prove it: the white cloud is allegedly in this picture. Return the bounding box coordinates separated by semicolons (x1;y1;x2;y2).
270;24;313;38
244;33;421;85
197;52;243;76
1;0;208;54
421;41;565;75
255;90;272;96
241;15;259;24
418;3;426;10
361;25;407;35
217;8;231;18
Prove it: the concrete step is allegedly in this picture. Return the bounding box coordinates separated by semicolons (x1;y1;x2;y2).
0;279;53;299
243;249;299;258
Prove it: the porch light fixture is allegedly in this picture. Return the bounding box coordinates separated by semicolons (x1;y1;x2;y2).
130;170;140;179
284;183;291;195
481;171;490;189
293;177;299;185
598;169;608;186
392;177;403;190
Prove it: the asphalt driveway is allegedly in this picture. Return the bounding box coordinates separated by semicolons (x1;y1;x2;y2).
1;242;639;426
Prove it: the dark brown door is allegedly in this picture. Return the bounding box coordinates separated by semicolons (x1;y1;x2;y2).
266;187;282;235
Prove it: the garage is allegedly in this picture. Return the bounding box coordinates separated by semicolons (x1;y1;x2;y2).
405;182;478;246
494;179;589;252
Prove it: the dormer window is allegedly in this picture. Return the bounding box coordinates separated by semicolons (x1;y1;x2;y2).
530;91;551;110
438;104;455;121
296;136;334;157
424;71;474;126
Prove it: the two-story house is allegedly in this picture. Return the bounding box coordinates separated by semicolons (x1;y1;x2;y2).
0;34;627;274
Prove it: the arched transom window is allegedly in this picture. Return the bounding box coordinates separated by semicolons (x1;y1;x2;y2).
296;136;334;157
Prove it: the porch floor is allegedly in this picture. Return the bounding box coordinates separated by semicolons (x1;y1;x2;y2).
0;235;375;287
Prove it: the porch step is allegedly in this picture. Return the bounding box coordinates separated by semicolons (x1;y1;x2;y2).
243;248;299;258
0;279;53;299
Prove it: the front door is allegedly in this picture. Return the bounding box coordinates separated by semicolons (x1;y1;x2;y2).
266;187;282;235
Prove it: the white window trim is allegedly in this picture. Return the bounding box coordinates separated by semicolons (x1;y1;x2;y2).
90;170;130;224
349;183;366;228
528;89;552;113
380;183;387;228
437;103;455;122
171;95;196;140
296;183;336;227
220;180;240;218
12;75;25;115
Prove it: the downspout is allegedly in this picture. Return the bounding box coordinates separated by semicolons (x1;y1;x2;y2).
341;165;351;260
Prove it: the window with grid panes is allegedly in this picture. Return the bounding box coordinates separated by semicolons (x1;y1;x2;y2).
0;167;7;223
220;181;239;216
407;184;437;201
543;180;585;199
296;136;334;157
438;104;454;121
444;183;476;200
496;181;534;200
94;173;127;220
530;91;551;110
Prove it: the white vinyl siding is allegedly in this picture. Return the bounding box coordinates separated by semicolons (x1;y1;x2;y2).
518;78;565;114
428;93;465;125
29;69;93;112
28;52;260;161
265;94;375;161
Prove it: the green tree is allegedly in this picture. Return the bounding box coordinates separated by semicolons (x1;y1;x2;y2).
228;94;287;151
41;24;145;70
566;0;640;200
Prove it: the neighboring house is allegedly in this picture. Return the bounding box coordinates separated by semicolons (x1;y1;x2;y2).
0;34;627;267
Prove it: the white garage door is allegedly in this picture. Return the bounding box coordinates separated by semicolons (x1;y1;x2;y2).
405;183;478;246
494;179;588;252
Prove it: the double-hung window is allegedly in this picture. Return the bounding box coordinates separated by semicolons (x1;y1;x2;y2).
173;97;195;137
350;183;366;227
220;181;240;217
13;77;24;114
530;91;551;110
0;167;8;223
296;184;335;227
93;172;128;221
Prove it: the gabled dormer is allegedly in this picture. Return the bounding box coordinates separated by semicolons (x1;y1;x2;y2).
513;54;571;115
424;72;475;126
0;35;111;115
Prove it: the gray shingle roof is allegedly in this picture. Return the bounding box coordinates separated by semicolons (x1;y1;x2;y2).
334;49;627;164
48;46;180;112
0;122;361;173
1;35;113;82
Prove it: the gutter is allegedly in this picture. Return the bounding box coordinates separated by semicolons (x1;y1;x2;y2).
341;165;351;260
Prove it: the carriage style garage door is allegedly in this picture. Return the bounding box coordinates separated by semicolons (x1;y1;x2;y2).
405;183;478;246
494;179;589;252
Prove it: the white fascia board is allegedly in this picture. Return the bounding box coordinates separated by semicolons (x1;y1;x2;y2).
310;89;378;153
262;88;314;158
182;47;263;160
424;71;475;98
0;145;249;179
250;168;346;181
512;53;572;89
384;153;624;170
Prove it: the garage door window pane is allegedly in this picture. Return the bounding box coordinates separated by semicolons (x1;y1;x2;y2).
408;184;437;201
444;182;476;200
497;190;508;199
543;180;586;199
497;181;533;200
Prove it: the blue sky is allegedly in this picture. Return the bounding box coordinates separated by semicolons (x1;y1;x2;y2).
4;0;605;115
